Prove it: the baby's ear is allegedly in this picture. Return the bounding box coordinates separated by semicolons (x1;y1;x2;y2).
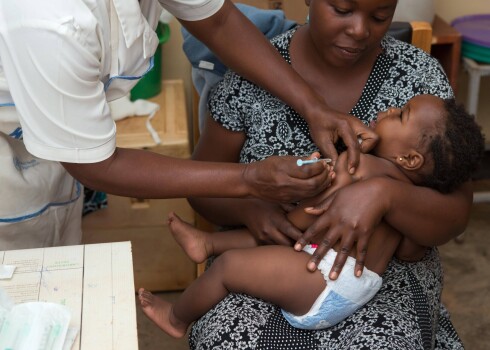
396;151;424;171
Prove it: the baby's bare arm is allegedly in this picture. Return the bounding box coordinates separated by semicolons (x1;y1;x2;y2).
288;152;408;231
287;153;354;231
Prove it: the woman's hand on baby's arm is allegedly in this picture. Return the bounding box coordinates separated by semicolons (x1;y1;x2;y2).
295;178;390;279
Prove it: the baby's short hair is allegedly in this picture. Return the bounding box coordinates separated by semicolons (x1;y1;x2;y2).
420;98;485;193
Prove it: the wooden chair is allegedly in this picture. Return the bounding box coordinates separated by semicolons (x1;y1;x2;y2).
389;21;432;53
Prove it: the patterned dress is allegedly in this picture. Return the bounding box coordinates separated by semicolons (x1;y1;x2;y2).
189;28;462;350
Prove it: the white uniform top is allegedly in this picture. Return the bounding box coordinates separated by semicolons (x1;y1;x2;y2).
0;0;223;248
0;0;224;163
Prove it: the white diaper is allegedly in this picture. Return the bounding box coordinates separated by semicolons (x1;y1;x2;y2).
282;246;382;330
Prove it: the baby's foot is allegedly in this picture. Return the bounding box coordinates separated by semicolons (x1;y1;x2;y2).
138;288;187;338
168;212;213;263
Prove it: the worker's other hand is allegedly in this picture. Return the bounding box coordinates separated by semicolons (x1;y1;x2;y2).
304;106;379;174
243;153;334;203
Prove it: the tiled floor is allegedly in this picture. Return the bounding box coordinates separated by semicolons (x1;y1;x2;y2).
439;181;490;350
136;180;490;350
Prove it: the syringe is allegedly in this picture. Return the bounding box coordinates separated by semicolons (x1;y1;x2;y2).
296;158;332;166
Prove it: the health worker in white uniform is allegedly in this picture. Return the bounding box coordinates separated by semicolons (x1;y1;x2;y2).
0;0;376;250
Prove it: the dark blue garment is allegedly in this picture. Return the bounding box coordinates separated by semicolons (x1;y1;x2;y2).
181;3;296;76
83;188;107;216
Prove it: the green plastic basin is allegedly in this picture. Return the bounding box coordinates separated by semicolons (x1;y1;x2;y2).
130;22;171;100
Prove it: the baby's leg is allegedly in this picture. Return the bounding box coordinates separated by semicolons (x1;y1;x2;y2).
210;246;326;316
363;222;402;275
168;212;259;263
138;288;187;338
395;238;427;262
139;245;326;338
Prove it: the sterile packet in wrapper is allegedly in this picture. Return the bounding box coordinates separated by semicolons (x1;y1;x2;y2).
0;288;73;350
0;288;14;333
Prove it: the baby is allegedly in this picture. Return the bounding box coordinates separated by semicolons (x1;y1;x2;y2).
139;95;485;337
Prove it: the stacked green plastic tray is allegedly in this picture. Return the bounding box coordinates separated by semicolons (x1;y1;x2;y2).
452;14;490;64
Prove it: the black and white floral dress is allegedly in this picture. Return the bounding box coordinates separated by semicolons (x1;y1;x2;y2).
189;28;462;350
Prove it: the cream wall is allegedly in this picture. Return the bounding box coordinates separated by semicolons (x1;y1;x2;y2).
435;0;489;23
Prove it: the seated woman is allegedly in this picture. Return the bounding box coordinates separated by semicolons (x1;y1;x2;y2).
178;0;470;348
138;95;484;336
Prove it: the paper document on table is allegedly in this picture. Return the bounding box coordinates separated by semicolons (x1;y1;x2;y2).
0;265;15;279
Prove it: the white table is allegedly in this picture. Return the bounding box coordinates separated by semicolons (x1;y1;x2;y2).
0;241;138;350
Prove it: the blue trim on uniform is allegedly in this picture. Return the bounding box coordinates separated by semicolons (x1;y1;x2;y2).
9;127;23;139
1;104;23;139
0;181;82;223
1;56;154;101
104;56;154;91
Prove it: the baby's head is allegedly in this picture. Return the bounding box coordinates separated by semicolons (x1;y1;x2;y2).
373;94;485;193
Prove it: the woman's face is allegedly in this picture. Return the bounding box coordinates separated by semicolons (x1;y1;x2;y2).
373;94;444;161
306;0;397;67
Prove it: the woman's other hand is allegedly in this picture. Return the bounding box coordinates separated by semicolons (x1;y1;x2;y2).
243;201;302;246
296;178;389;278
243;155;334;203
